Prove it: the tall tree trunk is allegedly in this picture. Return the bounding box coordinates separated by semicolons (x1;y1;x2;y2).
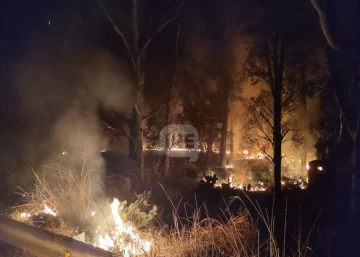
300;58;308;176
164;18;181;177
129;101;144;171
128;0;144;171
229;118;234;161
206;137;214;168
272;32;285;200
311;0;360;254
273;81;282;199
352;132;360;219
219;107;229;167
350;60;360;236
271;31;286;256
219;1;230;168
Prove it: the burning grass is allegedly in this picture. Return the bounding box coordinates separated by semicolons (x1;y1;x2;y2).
8;158;315;257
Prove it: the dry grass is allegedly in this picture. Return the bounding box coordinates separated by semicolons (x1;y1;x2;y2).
149;211;257;257
14;154;103;225
8;157;316;257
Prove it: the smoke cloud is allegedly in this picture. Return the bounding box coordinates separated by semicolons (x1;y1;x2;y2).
10;10;133;208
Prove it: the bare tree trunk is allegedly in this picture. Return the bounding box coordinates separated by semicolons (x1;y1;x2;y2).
219;1;230;168
128;0;144;171
300;58;308;176
102;0;183;173
206;137;214;168
351;61;360;223
273;82;282;199
219;108;229;167
311;1;360;255
271;31;286;256
129;92;144;171
164;18;181;177
229;118;234;161
272;32;285;200
352;133;360;218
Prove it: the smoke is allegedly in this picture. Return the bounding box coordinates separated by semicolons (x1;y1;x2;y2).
10;10;133;208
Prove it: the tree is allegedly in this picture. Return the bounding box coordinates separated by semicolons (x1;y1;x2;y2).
163;18;181;177
311;0;360;255
288;46;328;175
244;0;323;197
244;34;286;199
241;87;301;170
218;1;232;168
100;0;183;170
243;1;323;253
177;57;223;167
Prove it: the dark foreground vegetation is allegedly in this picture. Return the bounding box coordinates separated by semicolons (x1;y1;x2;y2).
0;152;352;257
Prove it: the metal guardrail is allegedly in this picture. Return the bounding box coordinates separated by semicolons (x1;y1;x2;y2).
0;216;113;257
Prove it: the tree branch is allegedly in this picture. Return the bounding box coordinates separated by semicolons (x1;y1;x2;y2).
94;116;134;141
310;0;343;51
100;0;137;68
142;105;164;121
264;41;275;93
281;128;290;140
253;140;273;164
137;1;184;60
259;111;274;130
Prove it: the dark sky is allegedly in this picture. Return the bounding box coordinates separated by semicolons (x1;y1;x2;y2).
1;0;58;59
1;0;54;125
0;0;183;127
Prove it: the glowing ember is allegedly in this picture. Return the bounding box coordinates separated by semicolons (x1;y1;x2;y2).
95;198;151;257
245;152;266;159
225;163;234;169
20;212;31;219
43;204;57;217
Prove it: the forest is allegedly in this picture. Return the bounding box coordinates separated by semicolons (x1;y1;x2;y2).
0;0;359;256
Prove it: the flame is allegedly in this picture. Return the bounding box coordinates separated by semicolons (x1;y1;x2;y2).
245;152;266;160
95;198;151;257
43;204;57;217
225;163;234;169
20;212;31;219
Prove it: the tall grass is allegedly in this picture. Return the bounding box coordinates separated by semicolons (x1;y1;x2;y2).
9;159;317;257
12;153;104;229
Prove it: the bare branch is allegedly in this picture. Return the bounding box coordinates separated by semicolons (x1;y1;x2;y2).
259;111;274;130
282;89;298;111
264;41;275;92
137;1;184;59
333;91;354;141
94;116;134;141
281;128;290;140
253;140;273;164
142;105;164;121
310;0;343;51
257;134;274;145
100;0;137;68
157;1;184;32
